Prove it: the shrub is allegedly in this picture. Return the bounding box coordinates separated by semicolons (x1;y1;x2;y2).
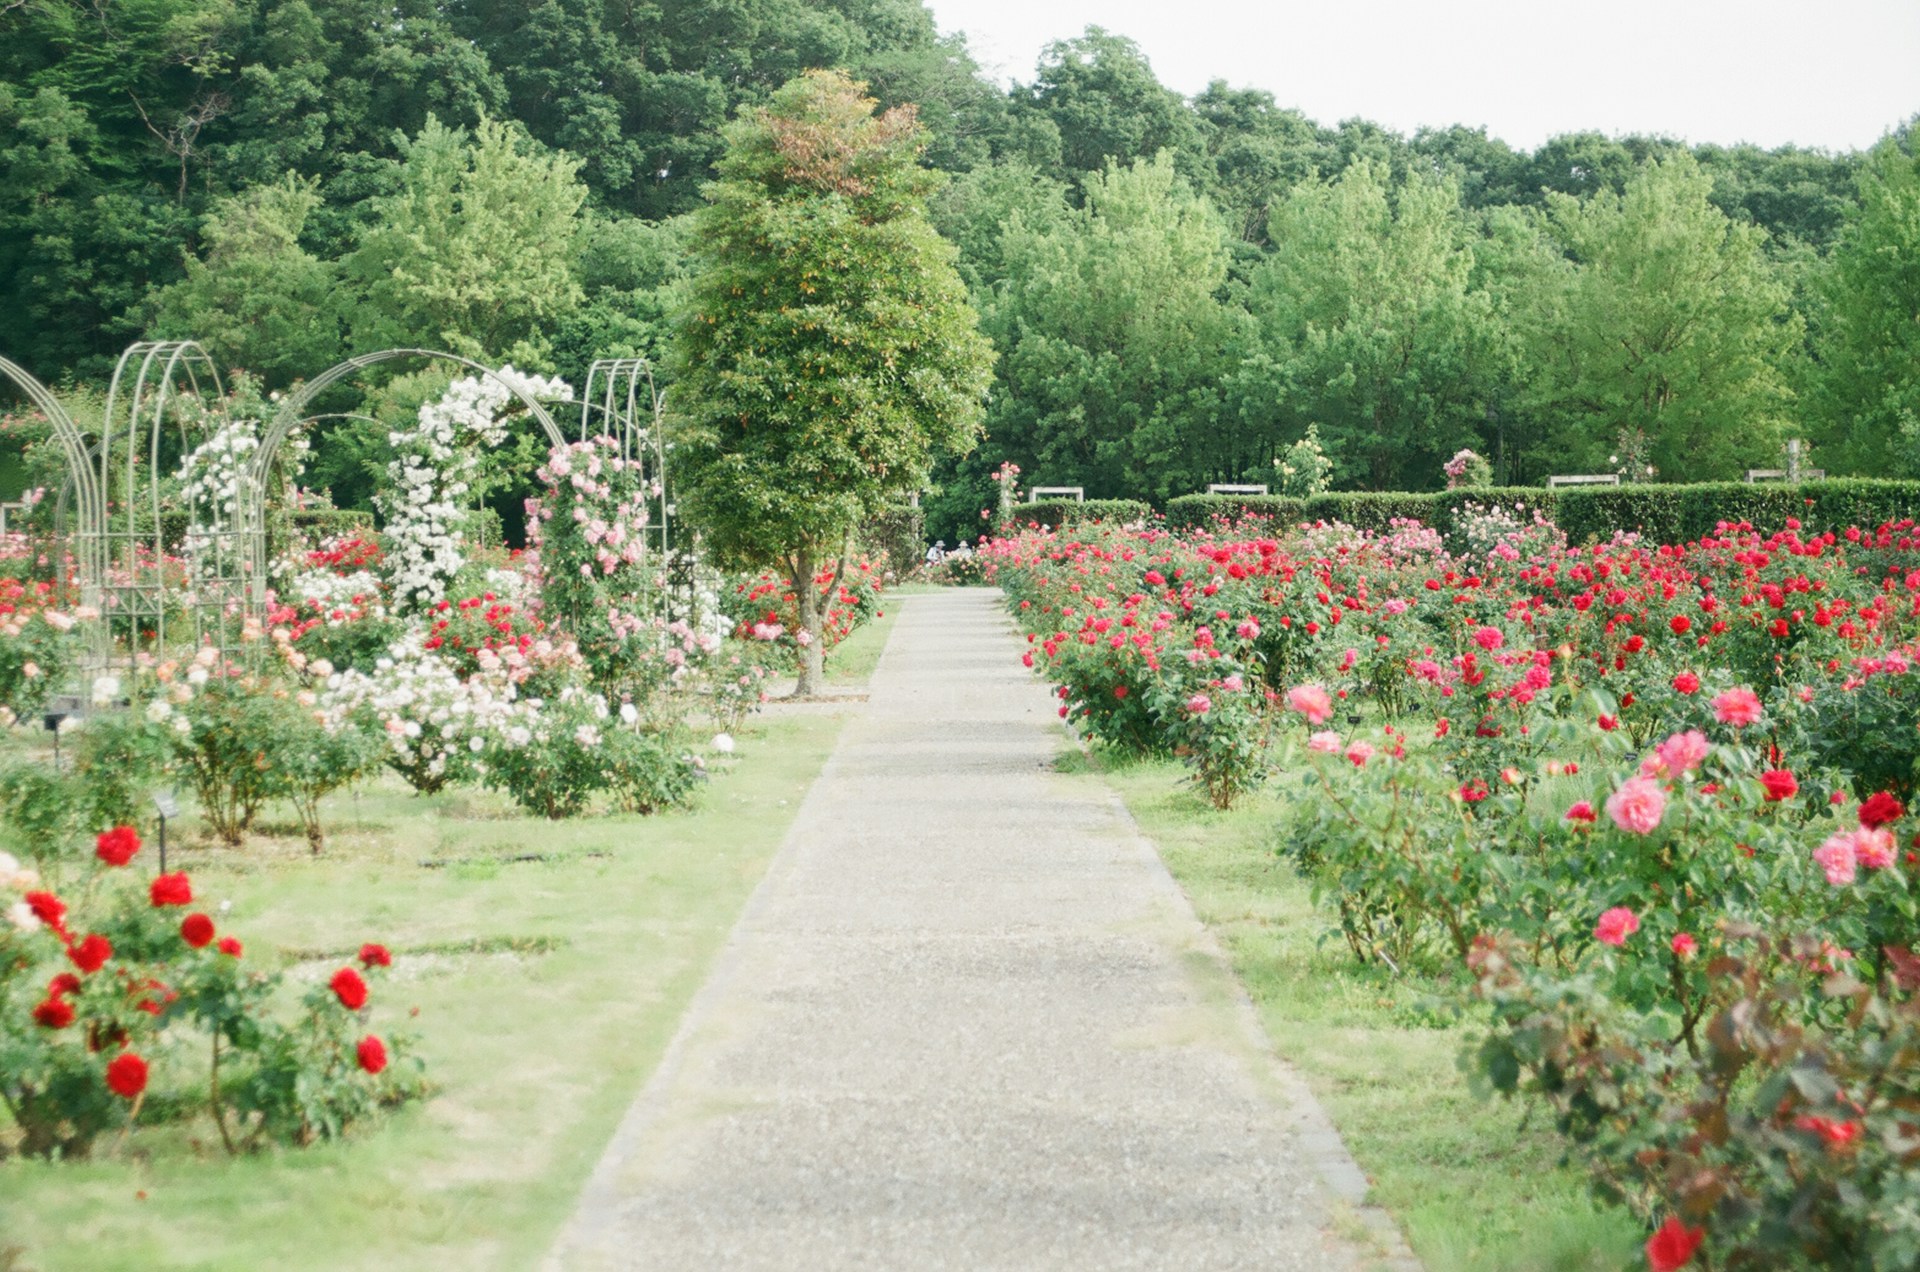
0;831;420;1158
1009;499;1153;531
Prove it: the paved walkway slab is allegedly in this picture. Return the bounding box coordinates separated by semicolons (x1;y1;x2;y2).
548;589;1402;1270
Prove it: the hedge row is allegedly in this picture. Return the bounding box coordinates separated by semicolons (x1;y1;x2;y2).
1165;487;1549;535
1010;498;1154;531
1554;479;1920;545
1163;479;1920;544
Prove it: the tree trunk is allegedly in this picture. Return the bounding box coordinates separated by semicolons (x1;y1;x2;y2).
790;548;825;697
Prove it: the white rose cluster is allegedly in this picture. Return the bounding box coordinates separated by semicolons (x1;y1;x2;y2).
320;635;524;789
380;367;573;611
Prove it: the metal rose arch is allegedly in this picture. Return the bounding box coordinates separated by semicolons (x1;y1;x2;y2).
239;347;571;624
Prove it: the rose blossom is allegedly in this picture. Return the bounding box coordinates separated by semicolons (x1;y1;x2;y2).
1564;801;1598;823
95;826;141;867
1185;694;1212;715
1645;1217;1704;1272
1858;791;1904;828
1594;907;1640;946
1712;686;1763;726
1650;730;1710;777
1813;832;1858;886
106;1052;149;1100
1759;769;1798;802
1671;932;1698;958
1307;731;1342;755
1605;777;1668;834
357;1035;389;1075
1285;685;1333;724
331;967;370;1010
1852;826;1896;871
1345;740;1375;767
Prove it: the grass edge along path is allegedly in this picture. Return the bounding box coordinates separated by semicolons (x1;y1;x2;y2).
1086;752;1645;1272
0;611;896;1272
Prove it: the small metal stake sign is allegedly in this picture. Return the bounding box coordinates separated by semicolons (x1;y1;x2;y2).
152;791;180;873
43;711;68;771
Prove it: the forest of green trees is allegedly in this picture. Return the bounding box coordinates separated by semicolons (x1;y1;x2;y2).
3;1;1916;541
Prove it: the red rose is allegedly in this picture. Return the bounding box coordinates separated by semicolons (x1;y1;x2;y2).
1859;792;1904;829
25;890;66;931
1759;769;1799;802
94;825;141;867
67;933;112;974
105;1051;149;1100
358;943;392;969
1671;671;1700;695
1669;615;1691;636
331;967;369;1010
217;936;244;958
356;1035;389;1075
149;873;192;907
180;913;216;949
33;997;75;1029
47;972;82;997
1645;1217;1704;1270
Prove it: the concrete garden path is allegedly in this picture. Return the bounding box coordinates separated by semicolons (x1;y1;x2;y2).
548;589;1410;1270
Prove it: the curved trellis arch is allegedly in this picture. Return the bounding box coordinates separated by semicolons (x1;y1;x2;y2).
576;357;689;623
240;348;571;620
0;355;102;614
93;341;251;662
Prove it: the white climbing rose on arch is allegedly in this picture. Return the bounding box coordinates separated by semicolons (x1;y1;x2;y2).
379;366;572;611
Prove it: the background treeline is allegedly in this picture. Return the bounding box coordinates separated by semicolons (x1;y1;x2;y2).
2;3;1916;543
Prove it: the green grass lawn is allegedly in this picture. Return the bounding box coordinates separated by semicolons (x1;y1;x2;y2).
1087;753;1644;1272
0;613;895;1271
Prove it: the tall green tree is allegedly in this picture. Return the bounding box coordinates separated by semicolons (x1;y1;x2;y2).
1012;28;1201;183
143;174;342;385
1807;130;1920;474
1516;153;1800;480
1248;161;1501;489
672;69;993;693
341;115;586;365
980;153;1253;501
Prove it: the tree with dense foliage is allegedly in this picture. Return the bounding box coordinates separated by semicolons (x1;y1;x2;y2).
341;115;587;366
1247;161;1501;489
1806;131;1920;475
143;174;342;386
1513;154;1800;481
980;154;1252;502
672;69;993;693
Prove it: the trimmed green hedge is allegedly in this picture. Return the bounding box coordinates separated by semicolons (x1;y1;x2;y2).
1167;480;1920;545
1010;498;1154;530
1556;479;1920;545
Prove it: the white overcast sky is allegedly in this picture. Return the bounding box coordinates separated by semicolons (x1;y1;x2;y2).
923;0;1920;153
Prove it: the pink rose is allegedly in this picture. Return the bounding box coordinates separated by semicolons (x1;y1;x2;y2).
1712;686;1763;727
1286;684;1333;725
1671;932;1697;958
1474;626;1504;651
1594;907;1639;947
1186;694;1212;715
1235;619;1260;640
1345;740;1375;767
1606;776;1668;834
1650;729;1711;777
1853;826;1896;871
1307;730;1343;755
1814;832;1858;886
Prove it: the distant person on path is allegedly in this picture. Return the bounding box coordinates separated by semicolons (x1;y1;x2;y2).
925;540;946;566
949;539;973;561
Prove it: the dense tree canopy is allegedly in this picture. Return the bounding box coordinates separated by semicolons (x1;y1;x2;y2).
1;1;1913;546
